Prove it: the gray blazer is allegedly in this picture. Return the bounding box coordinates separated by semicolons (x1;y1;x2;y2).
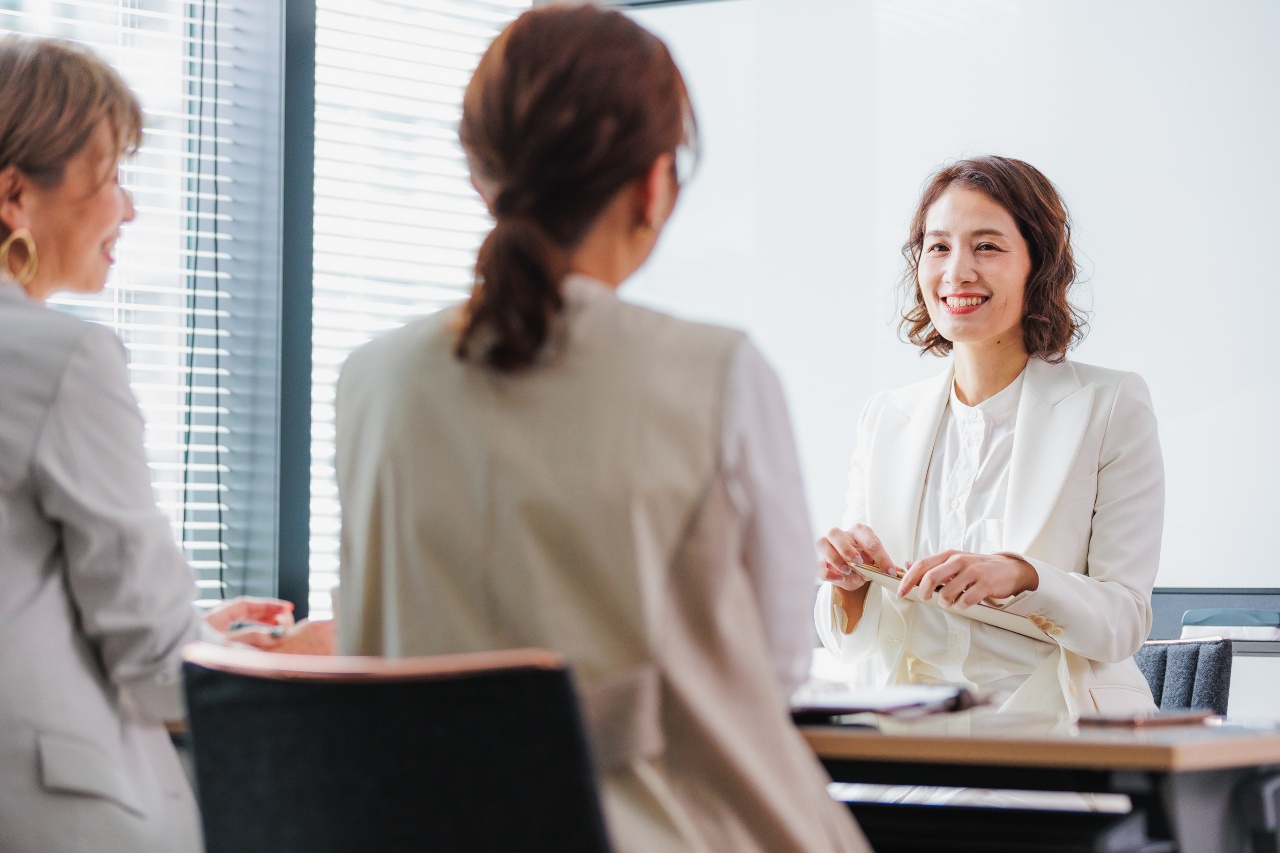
0;282;202;853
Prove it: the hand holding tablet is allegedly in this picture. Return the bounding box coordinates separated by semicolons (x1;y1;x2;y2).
849;562;1054;643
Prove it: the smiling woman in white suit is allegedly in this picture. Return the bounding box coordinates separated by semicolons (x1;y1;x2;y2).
0;37;300;853
815;156;1163;717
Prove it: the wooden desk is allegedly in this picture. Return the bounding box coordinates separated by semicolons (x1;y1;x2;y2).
804;711;1280;853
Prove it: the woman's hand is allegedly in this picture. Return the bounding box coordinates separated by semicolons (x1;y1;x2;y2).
230;619;335;656
895;551;1038;609
202;596;294;633
817;525;901;635
816;523;900;590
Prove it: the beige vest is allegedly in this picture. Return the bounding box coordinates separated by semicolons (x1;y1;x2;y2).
336;278;866;853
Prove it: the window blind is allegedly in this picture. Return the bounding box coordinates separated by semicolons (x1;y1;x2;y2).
1;0;284;602
309;0;529;618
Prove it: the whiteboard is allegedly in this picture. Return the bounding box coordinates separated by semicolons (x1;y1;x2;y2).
626;0;1280;588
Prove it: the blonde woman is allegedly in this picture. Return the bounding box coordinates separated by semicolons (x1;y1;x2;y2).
0;37;300;852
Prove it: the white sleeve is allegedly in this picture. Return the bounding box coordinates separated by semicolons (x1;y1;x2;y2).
32;325;201;722
1002;372;1164;663
814;396;884;662
841;397;874;531
720;339;814;698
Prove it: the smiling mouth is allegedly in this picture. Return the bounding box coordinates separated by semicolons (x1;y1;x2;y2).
943;295;989;308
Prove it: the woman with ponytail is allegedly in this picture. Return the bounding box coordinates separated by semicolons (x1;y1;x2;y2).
334;6;867;852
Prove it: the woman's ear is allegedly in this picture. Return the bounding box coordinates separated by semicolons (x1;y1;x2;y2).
0;165;31;234
639;152;677;232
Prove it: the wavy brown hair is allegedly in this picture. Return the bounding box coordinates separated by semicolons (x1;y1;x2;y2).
899;156;1087;361
0;36;142;244
455;5;696;372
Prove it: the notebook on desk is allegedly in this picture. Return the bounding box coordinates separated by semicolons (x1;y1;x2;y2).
790;682;984;724
850;563;1053;643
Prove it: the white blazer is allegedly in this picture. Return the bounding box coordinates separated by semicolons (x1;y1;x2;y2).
0;282;203;853
817;357;1164;716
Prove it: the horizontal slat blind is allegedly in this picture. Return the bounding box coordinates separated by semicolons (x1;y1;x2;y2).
2;0;279;602
309;0;529;618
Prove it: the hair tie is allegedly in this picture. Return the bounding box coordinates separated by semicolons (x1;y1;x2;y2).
492;185;539;220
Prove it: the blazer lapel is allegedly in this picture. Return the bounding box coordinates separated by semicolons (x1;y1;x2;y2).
869;366;951;563
1004;358;1094;553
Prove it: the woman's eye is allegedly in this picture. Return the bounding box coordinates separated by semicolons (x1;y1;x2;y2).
976;242;1001;252
926;243;948;253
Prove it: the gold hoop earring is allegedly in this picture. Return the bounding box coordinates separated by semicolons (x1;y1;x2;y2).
0;227;38;286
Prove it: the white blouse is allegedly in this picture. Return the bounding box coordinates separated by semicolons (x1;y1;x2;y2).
720;333;817;698
867;370;1059;707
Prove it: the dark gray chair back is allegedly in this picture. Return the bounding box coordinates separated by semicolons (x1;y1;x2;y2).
1134;637;1232;716
182;643;612;853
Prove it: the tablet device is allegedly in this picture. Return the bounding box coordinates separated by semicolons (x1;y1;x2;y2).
850;563;1053;643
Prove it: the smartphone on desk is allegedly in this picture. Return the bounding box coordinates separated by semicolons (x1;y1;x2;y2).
1076;708;1216;728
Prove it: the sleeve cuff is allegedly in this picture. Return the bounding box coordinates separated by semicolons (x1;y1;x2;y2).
993;553;1057;615
814;582;881;663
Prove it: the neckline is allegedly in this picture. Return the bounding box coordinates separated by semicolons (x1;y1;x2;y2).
950;366;1026;419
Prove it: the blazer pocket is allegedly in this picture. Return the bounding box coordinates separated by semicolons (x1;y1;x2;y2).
38;732;145;816
1054;474;1097;510
1088;684;1155;715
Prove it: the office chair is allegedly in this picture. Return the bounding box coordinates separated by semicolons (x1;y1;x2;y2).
182;643;612;853
1134;637;1232;716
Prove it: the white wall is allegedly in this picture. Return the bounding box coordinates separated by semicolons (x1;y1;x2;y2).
1228;657;1280;720
627;0;1280;590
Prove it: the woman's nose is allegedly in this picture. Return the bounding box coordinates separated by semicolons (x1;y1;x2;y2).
121;187;136;223
945;249;976;284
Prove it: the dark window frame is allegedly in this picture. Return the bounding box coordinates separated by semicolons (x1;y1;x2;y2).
278;0;316;618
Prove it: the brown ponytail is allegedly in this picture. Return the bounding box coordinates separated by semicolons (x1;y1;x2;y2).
455;6;696;371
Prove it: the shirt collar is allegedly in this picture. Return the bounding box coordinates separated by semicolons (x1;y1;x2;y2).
527;273;617;366
561;272;617;306
949;367;1025;421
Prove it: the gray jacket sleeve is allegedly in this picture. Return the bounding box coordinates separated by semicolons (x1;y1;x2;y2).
31;324;201;722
